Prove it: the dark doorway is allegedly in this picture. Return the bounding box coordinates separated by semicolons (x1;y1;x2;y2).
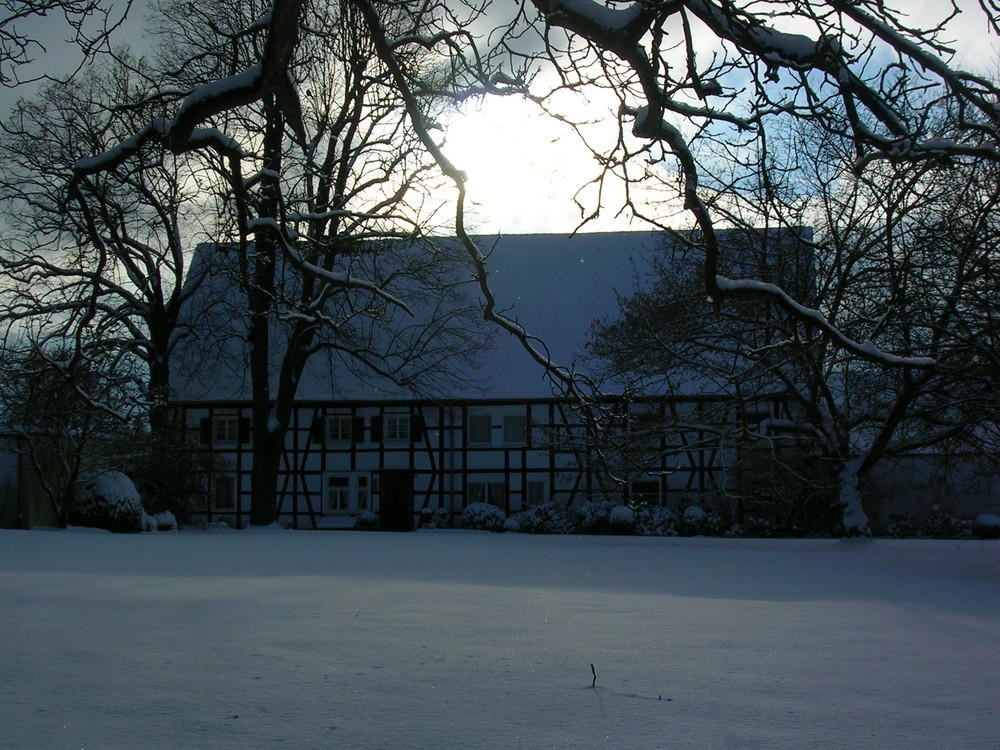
379;469;414;531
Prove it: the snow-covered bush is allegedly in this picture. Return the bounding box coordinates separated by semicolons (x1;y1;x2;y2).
420;507;451;529
738;515;776;538
678;505;726;536
885;513;976;539
504;504;545;533
885;514;919;539
635;505;677;536
921;514;973;539
608;505;637;535
683;505;707;525
506;503;574;534
463;502;506;532
972;514;1000;539
70;471;144;533
122;429;221;525
153;511;178;531
572;502;612;534
139;511;179;533
504;502;616;534
356;511;379;530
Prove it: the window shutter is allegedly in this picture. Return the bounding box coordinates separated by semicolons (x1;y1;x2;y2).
238;417;251;444
352;416;365;444
411;412;424;442
310;414;326;444
370;415;383;443
199;417;212;445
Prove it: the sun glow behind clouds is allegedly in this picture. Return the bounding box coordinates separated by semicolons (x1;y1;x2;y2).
442;96;648;235
439;1;998;236
2;0;996;240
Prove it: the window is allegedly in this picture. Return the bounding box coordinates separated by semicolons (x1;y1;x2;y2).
326;414;353;442
503;415;527;444
213;475;236;510
385;414;410;441
327;476;350;512
467;480;505;507
357;476;369;511
214;416;240;444
468;414;492;444
325;473;370;513
525;481;546;507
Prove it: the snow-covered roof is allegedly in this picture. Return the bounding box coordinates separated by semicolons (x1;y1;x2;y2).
468;231;666;399
170;232;668;402
169;229;810;403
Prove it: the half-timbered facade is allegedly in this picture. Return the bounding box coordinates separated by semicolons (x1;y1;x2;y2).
170;231;790;529
173;393;772;529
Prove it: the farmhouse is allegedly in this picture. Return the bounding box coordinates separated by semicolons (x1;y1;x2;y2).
168;230;811;530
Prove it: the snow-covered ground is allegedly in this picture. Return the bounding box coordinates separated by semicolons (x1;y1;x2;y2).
1;529;997;749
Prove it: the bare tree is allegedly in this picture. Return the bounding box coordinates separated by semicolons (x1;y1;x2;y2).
0;0;132;86
589;114;1000;534
69;2;1000;364
139;0;491;525
0;52;218;431
0;337;141;526
65;0;1000;527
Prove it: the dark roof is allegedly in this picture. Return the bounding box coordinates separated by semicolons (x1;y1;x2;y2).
169;228;811;403
170;232;664;402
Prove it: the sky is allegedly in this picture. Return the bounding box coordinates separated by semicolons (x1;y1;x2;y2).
2;0;999;235
440;1;1000;233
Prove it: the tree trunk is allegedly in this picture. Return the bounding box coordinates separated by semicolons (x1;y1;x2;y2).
837;456;870;536
146;345;171;437
249;424;281;526
247;97;283;527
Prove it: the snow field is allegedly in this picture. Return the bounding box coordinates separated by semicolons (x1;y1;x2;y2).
1;530;998;749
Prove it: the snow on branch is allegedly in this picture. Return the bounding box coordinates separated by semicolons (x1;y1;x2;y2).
545;0;650;38
280;239;414;317
70;118;243;196
351;0;586;399
70;0;305;191
531;1;995;371
714;276;936;369
167;0;307;148
827;0;1000;126
536;0;1000;163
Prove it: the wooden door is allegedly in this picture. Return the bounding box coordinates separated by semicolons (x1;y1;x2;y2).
379;469;414;531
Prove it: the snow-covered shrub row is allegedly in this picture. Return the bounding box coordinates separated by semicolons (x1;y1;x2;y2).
923;514;974;538
70;471;145;533
471;501;729;537
884;513;964;539
462;502;507;532
679;505;729;536
503;503;581;534
466;502;998;539
633;505;676;536
420;507;451;529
